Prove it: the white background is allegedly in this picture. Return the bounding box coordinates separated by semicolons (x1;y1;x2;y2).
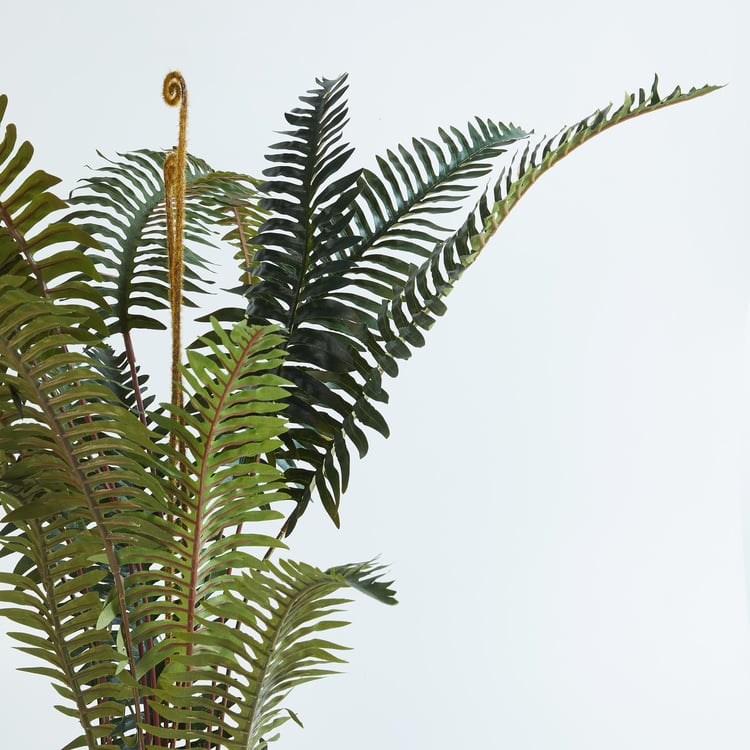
2;1;749;748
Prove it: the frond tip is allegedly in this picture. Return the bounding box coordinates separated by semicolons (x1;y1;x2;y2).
328;560;398;605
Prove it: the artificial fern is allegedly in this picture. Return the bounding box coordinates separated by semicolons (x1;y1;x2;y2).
0;71;717;750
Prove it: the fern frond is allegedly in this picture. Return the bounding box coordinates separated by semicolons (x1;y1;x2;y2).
136;320;291;594
242;74;375;530
0;284;165;747
67;149;262;337
349;117;527;265
70;321;290;746
0;512;140;749
245;77;529;534
187;559;396;750
327;117;527;353
0;94;101;311
376;77;720;365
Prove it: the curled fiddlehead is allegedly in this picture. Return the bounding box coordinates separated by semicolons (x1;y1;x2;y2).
163;70;189;419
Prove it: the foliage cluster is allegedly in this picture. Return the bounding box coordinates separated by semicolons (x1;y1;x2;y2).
0;73;716;749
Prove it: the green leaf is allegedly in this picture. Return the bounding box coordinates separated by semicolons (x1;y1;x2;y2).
67;149;262;339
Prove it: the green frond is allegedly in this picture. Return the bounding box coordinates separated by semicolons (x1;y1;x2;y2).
471;76;720;257
70;321;293;747
0;93;102;309
67;149;262;338
349;117;527;264
134;320;291;594
174;558;396;750
375;76;720;367
243;74;373;530
0;284;165;747
0;519;138;748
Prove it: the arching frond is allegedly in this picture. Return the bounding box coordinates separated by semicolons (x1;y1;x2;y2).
377;76;721;364
190;558;396;750
349;116;527;265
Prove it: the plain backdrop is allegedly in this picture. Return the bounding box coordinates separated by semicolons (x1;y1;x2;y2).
1;1;749;748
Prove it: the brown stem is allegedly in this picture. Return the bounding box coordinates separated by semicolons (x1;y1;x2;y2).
232;205;254;288
122;329;148;425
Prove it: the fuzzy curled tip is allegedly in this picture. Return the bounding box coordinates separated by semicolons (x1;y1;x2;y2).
163;70;187;108
162;71;188;433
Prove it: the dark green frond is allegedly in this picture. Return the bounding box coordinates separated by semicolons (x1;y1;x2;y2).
349;117;527;263
245;78;527;533
376;77;721;367
247;74;361;332
244;75;373;529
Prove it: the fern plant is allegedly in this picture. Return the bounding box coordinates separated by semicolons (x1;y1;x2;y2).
0;71;717;750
